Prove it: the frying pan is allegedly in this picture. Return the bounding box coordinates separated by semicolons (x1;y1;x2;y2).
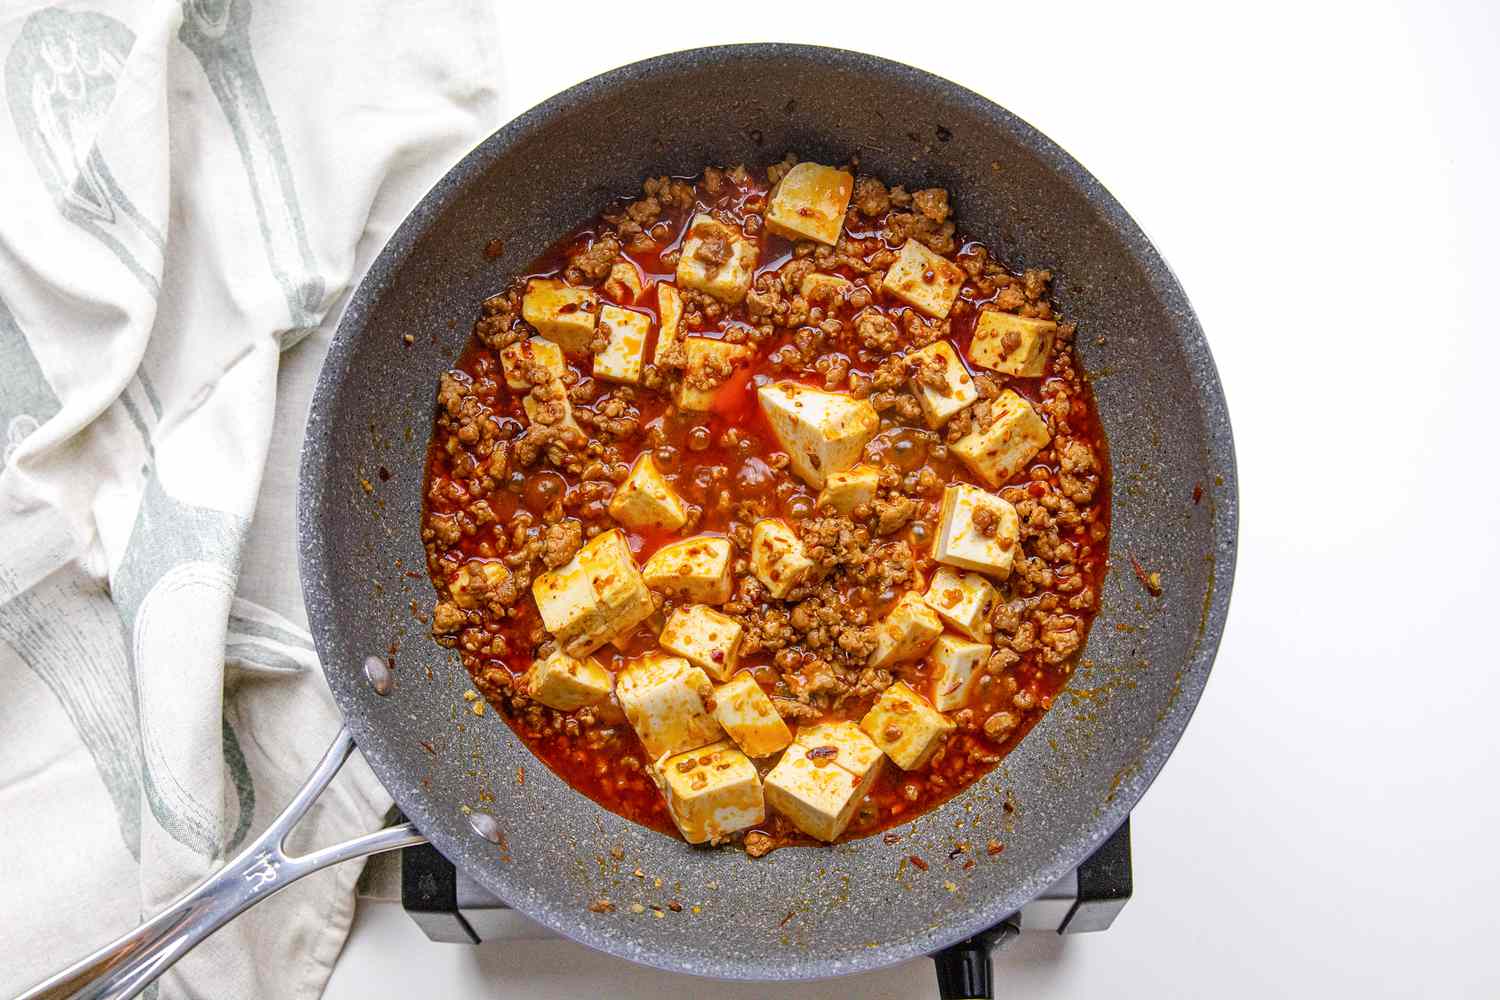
20;43;1237;1000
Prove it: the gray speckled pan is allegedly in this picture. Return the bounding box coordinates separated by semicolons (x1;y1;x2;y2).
302;44;1237;980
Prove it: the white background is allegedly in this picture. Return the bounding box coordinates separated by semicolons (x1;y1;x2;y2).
326;1;1500;996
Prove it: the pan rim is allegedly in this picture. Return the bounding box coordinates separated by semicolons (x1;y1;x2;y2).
298;41;1238;981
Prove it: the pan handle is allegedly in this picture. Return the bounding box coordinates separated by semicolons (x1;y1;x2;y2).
16;727;427;1000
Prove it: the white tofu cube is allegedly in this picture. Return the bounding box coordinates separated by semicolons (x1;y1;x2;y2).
531;561;601;652
859;680;955;770
450;559;510;610
921;566;997;641
651;740;764;844
526;648;612;711
642;535;735;605
867;591;944;669
933;484;1021;580
522;278;599;353
712;673;792;757
608;453;687;532
968;311;1057;377
816;464;880;514
927;635;991;712
676;214;757;304
906;340;978;428
795;721;885;777
654;283;684;364
757;381;879;489
659;604;742;681
750;519;815;599
950;389;1051;487
499;336;566;391
594;305;650;385
531;529;654;656
604;261;643;303
615;653;723;759
765;162;854;245
881;239;966;319
674;336;753;411
763;723;883;842
800;271;852;303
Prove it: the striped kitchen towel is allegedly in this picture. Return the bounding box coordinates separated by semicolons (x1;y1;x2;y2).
0;2;502;996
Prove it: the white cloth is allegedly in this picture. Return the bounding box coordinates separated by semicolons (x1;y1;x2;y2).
0;2;502;996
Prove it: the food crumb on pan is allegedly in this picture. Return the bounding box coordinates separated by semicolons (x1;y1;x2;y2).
1130;552;1163;596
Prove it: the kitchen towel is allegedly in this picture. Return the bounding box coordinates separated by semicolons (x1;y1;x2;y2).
0;2;502;996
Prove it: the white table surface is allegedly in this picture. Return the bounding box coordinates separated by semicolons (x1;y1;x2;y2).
327;2;1500;996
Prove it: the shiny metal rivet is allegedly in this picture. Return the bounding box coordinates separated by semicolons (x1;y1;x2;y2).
469;812;503;844
363;655;393;696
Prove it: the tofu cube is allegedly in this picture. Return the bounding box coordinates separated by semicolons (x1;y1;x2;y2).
604;261;644;303
765;162;855;245
757;381;880;489
921;566;997;641
881;240;966;319
795;721;885;777
659;604;742;681
800;271;852;303
750;519;815;599
450;559;510;610
651;740;764;844
712;673;792;757
642;535;735;605
654;283;684;364
594;305;650;385
674;336;752;411
526;648;612;711
522;278;598;353
950;389;1051;487
676;214;757;304
764;724;883;842
860;680;956;770
927;635;991;712
933;484;1021;580
499;336;566;391
968;311;1057;377
531;529;654;656
867;591;944;669
608;453;687;532
906;340;978;428
615;653;723;759
816;464;879;514
531;558;598;645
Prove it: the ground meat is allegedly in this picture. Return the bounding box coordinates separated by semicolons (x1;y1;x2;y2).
912;187;950;223
744;830;775;857
1058;439;1098;503
541;519;583;569
852;175;891;217
565;234;621;285
871;496;916;535
693;231;731;268
854;309;902;352
983;712;1018;741
432;601;465;635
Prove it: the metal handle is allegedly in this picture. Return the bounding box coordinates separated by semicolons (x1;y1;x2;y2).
17;727;427;1000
